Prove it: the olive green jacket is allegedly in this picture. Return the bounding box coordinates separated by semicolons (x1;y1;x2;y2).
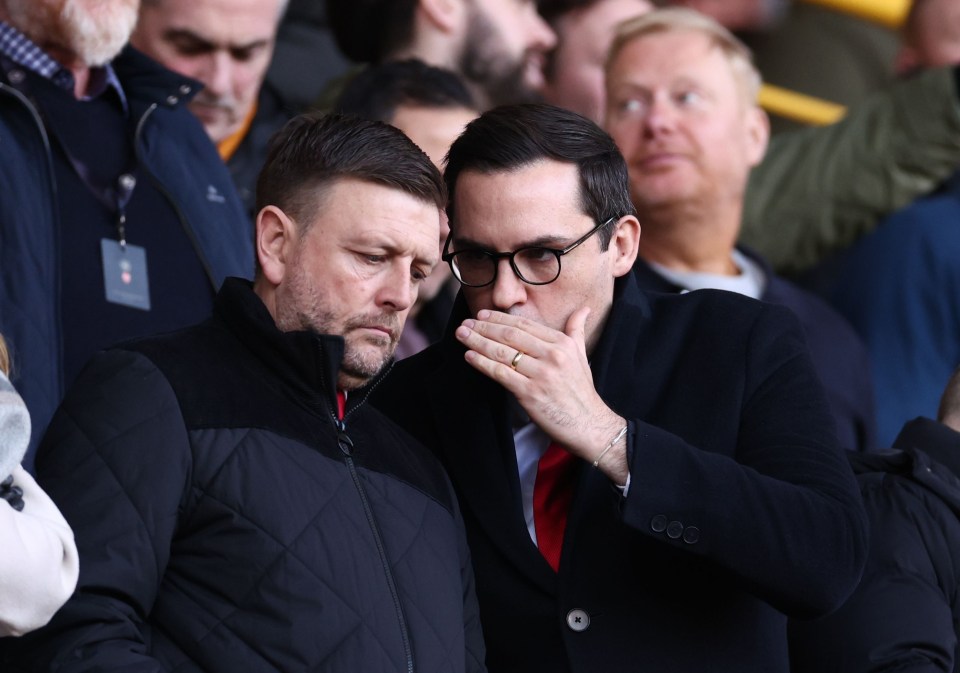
744;67;960;276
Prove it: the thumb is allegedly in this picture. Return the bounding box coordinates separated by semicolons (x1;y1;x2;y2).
564;306;591;350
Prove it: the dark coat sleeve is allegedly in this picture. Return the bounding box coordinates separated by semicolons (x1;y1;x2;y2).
1;349;191;672
620;303;868;619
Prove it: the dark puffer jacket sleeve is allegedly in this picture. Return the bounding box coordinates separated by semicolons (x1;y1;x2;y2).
790;474;960;672
2;349;191;671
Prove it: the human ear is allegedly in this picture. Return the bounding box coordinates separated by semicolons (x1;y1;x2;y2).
418;0;463;33
609;215;641;278
255;205;298;287
745;106;770;168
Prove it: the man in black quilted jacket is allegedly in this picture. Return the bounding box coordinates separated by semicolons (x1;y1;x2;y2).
1;113;487;673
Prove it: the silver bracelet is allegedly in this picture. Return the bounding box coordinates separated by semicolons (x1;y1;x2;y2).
592;425;628;468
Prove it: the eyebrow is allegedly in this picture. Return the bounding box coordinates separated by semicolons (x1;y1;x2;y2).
451;233;571;252
162;28;270;54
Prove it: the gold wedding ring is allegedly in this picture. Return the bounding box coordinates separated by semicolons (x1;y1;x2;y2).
510;350;525;370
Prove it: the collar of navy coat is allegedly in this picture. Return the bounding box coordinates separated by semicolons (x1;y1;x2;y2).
111;46;202;112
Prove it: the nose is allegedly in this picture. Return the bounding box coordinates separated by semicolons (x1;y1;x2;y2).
378;265;416;313
489;258;527;311
528;6;557;51
201;51;234;99
643;93;676;137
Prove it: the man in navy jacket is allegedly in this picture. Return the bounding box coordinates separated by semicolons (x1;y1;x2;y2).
0;0;253;464
372;103;867;672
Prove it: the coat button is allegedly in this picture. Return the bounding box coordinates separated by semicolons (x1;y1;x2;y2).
666;520;684;539
179;84;192;95
165;95;179;105
8;69;24;84
651;514;667;532
682;526;700;544
566;609;590;632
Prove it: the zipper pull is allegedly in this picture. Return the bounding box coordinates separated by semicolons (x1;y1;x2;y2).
336;420;353;457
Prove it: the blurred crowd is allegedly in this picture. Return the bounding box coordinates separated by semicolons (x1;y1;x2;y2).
1;0;959;671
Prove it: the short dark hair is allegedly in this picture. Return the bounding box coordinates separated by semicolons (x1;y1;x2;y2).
256;112;446;229
334;59;476;123
327;0;417;63
444;103;635;249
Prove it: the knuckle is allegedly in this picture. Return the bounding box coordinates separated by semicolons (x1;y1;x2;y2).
502;326;524;346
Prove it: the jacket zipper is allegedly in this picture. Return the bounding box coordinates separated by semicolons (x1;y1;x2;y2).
335;416;415;673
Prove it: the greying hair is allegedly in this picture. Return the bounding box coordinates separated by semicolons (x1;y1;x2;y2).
607;7;762;104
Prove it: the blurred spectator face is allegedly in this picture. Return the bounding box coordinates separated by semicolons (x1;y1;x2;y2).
604;29;767;213
897;0;960;74
459;0;557;107
132;0;285;144
391;105;477;168
390;103;478;301
2;0;139;66
543;0;653;123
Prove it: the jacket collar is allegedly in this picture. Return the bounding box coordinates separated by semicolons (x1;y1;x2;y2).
847;417;960;517
110;46;201;111
214;277;389;421
632;245;772;298
894;417;960;479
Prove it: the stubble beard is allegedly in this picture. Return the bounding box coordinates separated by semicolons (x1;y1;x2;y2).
458;6;542;108
275;260;400;389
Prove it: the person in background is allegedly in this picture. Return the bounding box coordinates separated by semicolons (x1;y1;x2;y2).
335;59;478;357
0;113;485;672
326;0;556;110
0;0;253;465
0;335;78;638
537;0;960;276
790;364;960;672
604;7;876;451
373;102;867;673
131;0;293;218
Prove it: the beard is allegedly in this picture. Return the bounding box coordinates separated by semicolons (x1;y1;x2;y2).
62;0;139;66
6;0;139;67
458;6;543;108
274;253;401;390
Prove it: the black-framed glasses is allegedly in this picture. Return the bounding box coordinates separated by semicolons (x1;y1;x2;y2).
442;217;618;288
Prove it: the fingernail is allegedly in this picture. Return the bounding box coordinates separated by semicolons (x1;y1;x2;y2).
456;326;471;340
462;319;475;329
477;309;490;320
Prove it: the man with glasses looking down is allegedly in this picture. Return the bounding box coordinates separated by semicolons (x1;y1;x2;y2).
372;102;867;673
